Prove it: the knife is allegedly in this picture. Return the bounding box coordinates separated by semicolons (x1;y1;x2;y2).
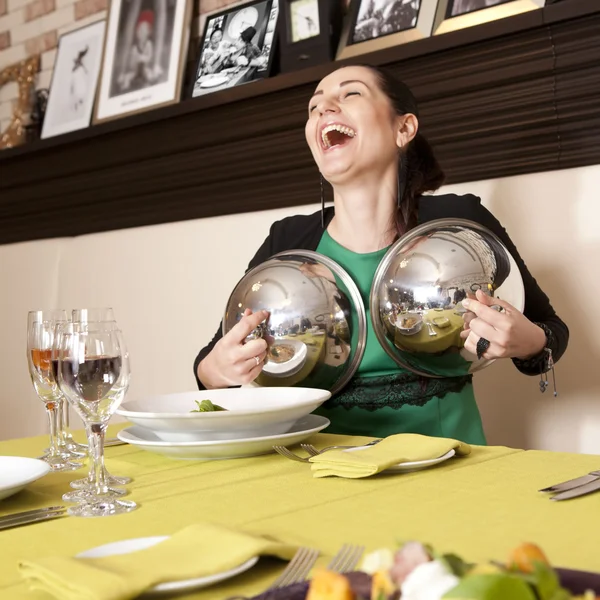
0;507;67;531
550;477;600;501
538;470;600;493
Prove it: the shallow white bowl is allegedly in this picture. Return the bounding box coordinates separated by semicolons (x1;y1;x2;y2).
0;456;51;501
263;339;308;378
117;414;330;460
116;387;331;442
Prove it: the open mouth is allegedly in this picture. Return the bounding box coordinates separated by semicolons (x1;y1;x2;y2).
321;124;356;150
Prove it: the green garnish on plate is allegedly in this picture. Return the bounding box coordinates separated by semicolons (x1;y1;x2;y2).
191;400;227;413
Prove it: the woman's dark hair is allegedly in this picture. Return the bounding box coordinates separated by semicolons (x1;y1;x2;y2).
240;26;257;43
210;27;222;39
357;65;446;236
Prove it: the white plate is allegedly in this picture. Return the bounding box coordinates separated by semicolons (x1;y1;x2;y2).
263;339;307;377
76;536;258;596
199;74;230;88
116;387;331;443
117;414;330;460
0;456;51;501
345;446;456;472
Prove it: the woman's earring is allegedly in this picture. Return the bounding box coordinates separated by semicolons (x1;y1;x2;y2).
320;174;325;228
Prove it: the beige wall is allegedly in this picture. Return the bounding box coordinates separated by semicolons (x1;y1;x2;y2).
0;164;597;453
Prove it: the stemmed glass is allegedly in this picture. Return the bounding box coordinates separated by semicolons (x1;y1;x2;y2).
56;322;136;517
68;307;132;490
26;310;84;472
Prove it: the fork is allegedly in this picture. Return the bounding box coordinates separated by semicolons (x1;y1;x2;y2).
226;546;319;599
273;445;312;463
301;440;381;456
327;544;365;573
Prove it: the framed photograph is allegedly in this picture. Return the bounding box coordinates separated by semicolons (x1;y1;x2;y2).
94;0;193;123
41;21;106;139
337;0;438;60
191;0;279;98
433;0;544;35
279;0;343;72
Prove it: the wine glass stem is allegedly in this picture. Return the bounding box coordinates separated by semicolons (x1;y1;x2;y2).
46;403;61;456
89;423;110;494
56;398;66;446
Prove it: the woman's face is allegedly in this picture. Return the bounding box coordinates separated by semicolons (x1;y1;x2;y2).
305;66;409;184
210;29;222;46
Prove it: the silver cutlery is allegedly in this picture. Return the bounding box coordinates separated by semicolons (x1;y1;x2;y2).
301;440;381;456
226;546;320;600
0;506;67;530
328;544;365;573
274;440;382;462
425;321;437;336
105;437;126;447
273;445;312;463
550;477;600;501
538;470;600;493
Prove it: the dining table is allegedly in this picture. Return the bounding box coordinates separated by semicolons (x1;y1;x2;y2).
1;424;600;599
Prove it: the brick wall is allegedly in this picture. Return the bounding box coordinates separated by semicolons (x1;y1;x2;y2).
0;0;242;134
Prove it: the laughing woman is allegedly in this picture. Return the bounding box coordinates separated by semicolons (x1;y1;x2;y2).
193;65;568;444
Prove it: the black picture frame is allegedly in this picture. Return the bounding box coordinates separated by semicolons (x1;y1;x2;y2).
278;0;343;73
190;0;279;98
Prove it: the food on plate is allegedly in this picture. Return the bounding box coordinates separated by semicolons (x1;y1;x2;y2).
307;569;355;600
190;399;227;413
432;317;451;328
304;541;597;600
269;343;296;364
399;317;419;329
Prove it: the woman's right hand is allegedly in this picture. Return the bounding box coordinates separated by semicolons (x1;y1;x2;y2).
197;309;269;389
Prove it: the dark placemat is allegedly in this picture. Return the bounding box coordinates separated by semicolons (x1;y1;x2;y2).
246;569;600;599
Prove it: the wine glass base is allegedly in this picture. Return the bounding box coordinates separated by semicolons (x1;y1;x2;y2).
67;499;137;517
63;486;127;502
70;474;132;489
44;455;84;472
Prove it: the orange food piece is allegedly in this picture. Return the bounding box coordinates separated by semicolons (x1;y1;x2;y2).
371;569;397;600
306;569;355;600
507;542;550;573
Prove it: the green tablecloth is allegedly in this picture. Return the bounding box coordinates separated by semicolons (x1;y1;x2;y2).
1;425;599;599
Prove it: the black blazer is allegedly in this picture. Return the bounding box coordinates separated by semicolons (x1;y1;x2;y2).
194;193;569;388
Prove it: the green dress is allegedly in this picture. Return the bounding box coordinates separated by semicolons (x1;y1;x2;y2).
313;230;487;445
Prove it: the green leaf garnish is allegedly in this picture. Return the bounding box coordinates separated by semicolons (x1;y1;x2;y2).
191;399;227;413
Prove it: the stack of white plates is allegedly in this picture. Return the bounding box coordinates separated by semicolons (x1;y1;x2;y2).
115;388;331;460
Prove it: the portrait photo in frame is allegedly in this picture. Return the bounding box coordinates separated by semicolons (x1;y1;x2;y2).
41;20;106;139
337;0;438;60
433;0;544;35
191;0;279;98
94;0;193;123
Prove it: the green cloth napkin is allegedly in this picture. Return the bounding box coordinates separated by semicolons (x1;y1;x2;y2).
18;521;297;600
309;433;471;478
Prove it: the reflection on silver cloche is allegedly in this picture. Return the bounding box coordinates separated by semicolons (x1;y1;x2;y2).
223;250;366;395
370;218;525;378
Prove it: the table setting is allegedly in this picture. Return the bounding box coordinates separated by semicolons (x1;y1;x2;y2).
1;219;599;599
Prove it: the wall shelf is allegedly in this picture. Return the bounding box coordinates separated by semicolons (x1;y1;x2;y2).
0;0;598;244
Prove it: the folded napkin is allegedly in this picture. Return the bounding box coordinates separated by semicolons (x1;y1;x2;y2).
309;433;471;479
19;521;297;600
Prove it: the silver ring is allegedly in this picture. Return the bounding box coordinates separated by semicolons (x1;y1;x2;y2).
254;355;260;366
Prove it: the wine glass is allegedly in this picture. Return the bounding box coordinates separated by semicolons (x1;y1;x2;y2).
59;309;116;455
56;323;136;517
69;308;132;489
26;311;83;472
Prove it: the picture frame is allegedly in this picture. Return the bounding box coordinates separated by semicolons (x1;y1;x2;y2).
191;0;279;98
41;20;106;139
278;0;343;73
433;0;544;35
337;0;437;61
94;0;193;124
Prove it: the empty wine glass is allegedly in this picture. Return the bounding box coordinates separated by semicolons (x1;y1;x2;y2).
69;308;131;489
27;311;84;472
56;322;136;517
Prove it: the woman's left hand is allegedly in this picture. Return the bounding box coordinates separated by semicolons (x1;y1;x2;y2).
460;290;547;360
